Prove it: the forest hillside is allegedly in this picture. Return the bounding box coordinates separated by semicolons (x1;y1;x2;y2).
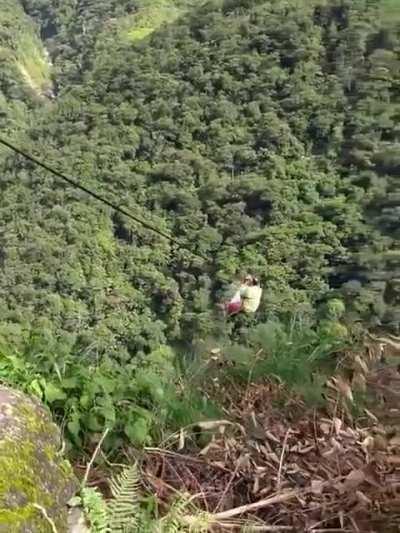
0;0;399;530
1;0;399;355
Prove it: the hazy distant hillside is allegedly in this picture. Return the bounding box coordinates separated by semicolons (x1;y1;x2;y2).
0;0;53;137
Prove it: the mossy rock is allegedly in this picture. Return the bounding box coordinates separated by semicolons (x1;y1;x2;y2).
0;386;78;532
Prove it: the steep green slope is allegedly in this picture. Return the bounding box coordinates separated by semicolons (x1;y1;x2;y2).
329;0;400;329
21;0;202;87
0;0;399;366
0;0;53;175
21;0;137;88
0;0;52;100
119;0;204;41
80;0;400;329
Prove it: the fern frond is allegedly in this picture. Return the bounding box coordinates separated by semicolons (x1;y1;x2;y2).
160;494;212;533
81;487;108;533
163;496;188;533
108;465;140;532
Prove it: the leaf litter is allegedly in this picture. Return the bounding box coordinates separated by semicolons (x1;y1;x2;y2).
142;340;400;531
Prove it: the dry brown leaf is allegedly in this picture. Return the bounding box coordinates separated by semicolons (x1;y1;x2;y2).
344;469;365;489
364;409;378;423
354;355;369;375
197;420;235;431
331;437;343;452
389;435;400;447
311;479;324;495
352;372;367;392
339;510;344;528
373;435;388;451
178;428;185;451
259;443;272;456
334;376;354;403
333;417;342;435
386;455;400;465
295;444;315;455
269;453;280;465
361;436;374;451
356;491;372;506
199;442;219;455
320;422;330;435
265;430;281;444
143;361;398;530
364;464;381;488
321;447;336;458
209;461;226;469
237;454;251;469
337;469;365;493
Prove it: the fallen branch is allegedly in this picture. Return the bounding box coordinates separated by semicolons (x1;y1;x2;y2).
194;489;301;522
214;460;240;513
311;530;351;533
241;526;294;533
33;503;58;533
277;429;291;490
218;524;293;532
83;427;110;487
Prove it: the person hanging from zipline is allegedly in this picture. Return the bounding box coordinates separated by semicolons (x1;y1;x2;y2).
220;275;263;316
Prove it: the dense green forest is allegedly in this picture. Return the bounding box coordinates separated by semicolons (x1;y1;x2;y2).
0;0;399;451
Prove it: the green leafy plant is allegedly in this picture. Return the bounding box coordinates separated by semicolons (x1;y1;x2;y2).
220;316;348;405
157;496;212;533
73;464;212;532
0;339;214;454
80;487;109;533
70;466;140;533
108;466;140;532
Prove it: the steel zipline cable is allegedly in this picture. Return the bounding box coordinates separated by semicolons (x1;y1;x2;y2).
0;136;207;262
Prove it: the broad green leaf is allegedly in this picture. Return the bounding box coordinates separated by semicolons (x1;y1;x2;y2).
61;377;79;389
80;394;91;408
44;382;67;403
28;379;44;399
93;375;117;393
67;415;81;438
87;413;103;432
124;417;149;445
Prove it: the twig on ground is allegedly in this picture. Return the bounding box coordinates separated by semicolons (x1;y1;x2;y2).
311;530;351;532
145;447;206;462
242;527;293;532
277;429;291;490
82;427;110;487
33;503;58;533
145;447;231;470
204;489;301;521
217;524;293;531
145;472;183;496
214;460;241;513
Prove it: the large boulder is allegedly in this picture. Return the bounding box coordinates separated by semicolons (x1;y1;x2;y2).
0;386;78;532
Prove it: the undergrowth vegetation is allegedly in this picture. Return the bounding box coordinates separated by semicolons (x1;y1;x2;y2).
0;339;208;452
75;464;214;532
0;314;348;455
0;0;398;528
224;317;346;405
